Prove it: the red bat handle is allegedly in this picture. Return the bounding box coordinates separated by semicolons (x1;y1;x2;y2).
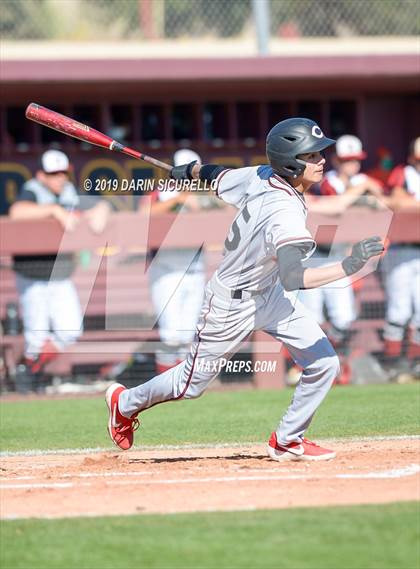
25;103;172;172
119;146;172;171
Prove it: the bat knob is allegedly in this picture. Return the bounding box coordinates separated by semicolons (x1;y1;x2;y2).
25;103;40;120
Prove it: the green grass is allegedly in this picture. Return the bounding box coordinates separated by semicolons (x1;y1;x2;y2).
1;384;419;452
1;387;419;569
1;502;419;569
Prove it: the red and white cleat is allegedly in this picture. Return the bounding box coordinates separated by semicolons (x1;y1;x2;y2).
106;383;139;450
267;432;336;462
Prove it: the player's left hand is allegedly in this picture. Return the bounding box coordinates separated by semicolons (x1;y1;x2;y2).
342;236;384;275
171;161;197;180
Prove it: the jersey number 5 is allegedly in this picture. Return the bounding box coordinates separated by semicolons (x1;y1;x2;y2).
224;205;251;251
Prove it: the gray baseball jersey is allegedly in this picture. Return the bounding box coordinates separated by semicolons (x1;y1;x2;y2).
120;165;339;445
216;165;316;291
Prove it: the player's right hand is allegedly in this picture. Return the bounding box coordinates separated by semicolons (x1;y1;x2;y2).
342;236;384;275
170;160;197;180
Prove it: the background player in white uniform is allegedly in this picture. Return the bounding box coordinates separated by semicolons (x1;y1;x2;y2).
149;149;206;373
9;149;111;390
299;135;383;373
106;118;384;461
381;137;420;377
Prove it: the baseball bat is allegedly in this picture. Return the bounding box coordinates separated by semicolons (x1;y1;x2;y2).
25;103;172;172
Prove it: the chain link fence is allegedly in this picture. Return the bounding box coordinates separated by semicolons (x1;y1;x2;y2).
1;0;418;41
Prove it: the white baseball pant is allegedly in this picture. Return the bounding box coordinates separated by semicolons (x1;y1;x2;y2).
16;274;83;358
298;247;356;332
149;256;205;366
298;276;356;331
382;245;420;343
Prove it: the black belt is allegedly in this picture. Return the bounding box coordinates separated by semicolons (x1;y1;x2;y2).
230;286;271;300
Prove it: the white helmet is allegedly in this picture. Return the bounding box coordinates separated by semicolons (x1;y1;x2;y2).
335;135;367;160
41;149;70;173
173;149;201;167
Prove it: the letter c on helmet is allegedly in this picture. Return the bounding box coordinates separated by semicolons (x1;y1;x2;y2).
312;125;323;138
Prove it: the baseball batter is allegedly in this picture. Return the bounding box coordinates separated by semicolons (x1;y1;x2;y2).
106;118;384;461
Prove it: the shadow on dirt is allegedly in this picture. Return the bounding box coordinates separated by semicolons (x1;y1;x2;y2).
128;453;268;464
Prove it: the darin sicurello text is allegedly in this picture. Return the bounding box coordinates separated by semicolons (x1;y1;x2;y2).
92;178;218;192
156;179;218;192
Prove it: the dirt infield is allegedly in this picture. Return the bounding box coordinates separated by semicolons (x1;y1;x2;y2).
1;438;419;519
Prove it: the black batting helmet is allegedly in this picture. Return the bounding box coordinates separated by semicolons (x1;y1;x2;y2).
266;118;336;178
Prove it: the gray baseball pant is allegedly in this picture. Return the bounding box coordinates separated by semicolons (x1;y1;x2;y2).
120;275;340;444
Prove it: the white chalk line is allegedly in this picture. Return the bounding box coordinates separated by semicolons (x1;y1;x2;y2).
1;434;419;458
338;464;420;479
0;465;329;482
1;471;152;482
1;464;419;490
